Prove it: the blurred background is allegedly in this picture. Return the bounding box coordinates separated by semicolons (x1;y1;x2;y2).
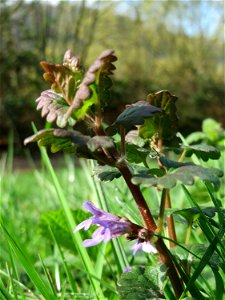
0;0;224;154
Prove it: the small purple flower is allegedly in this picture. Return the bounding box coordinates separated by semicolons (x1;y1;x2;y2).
130;240;157;255
74;201;134;247
74;201;157;255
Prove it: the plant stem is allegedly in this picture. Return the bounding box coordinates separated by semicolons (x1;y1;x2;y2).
120;125;126;157
118;163;183;299
118;164;157;231
157;189;167;234
165;190;177;248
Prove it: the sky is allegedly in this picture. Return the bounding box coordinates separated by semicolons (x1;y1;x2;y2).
20;0;223;37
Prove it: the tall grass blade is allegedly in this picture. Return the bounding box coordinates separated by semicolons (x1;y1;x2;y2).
36;139;105;299
1;223;57;300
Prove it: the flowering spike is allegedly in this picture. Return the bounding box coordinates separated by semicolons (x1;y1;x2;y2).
74;201;157;254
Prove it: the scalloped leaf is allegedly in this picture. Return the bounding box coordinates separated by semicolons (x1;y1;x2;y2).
172;207;223;223
24;129;115;161
24;128;90;155
182;144;221;161
93;165;121;182
40;56;82;105
140;90;178;142
65;49;117;120
117;265;166;300
159;156;194;169
125;144;150;164
107;101;162;135
36;90;76;128
132;165;223;189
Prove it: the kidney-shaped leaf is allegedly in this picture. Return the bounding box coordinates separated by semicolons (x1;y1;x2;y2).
182;144;221;161
117;265;166;300
132;165;223;189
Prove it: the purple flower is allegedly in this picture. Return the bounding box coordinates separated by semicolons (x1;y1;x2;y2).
74;201;134;247
74;201;157;255
130;240;157;255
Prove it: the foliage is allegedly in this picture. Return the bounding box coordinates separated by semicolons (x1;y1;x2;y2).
10;47;223;300
0;0;224;146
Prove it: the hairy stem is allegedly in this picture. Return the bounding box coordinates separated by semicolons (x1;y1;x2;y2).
118;163;183;298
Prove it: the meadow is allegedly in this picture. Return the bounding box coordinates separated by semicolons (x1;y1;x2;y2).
1;120;225;299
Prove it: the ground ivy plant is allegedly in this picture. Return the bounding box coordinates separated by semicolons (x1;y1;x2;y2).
25;49;224;299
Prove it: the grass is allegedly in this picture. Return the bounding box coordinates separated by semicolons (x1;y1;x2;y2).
1;143;225;299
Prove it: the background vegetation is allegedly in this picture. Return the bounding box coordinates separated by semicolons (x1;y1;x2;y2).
0;0;224;151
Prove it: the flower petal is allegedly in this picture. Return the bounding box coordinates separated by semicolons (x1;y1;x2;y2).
130;241;157;255
73;218;92;233
83;234;105;247
83;201;119;221
103;228;112;242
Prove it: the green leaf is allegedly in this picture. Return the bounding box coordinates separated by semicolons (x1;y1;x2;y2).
108;101;162;135
132;165;223;189
159;156;194;169
171;244;219;269
125;143;150;164
125;130;146;147
172;207;223;223
182;144;221;161
117;265;167;300
39;209;88;252
24;129;79;153
140;90;178;142
202;118;224;142
36;90;76;128
93;165;121;182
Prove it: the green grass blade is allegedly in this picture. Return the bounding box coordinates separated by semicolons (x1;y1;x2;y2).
48;225;77;294
183;222;225;297
0;276;14;300
37;145;105;299
1;223;57;300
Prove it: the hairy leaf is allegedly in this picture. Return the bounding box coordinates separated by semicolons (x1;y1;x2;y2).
107;101;162;135
132;165;223;189
40;51;82;105
36;90;76;128
24;129;115;162
24;128;96;160
93;165;121;182
140;90;178;142
182;144;221;161
65;49;117;120
117;265;166;300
